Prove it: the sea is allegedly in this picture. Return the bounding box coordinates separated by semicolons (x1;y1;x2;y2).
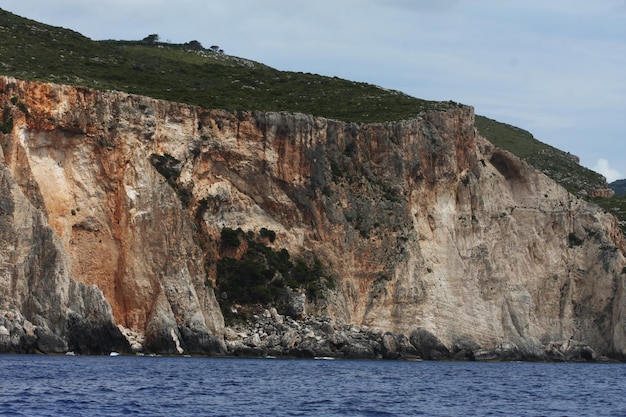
0;355;625;417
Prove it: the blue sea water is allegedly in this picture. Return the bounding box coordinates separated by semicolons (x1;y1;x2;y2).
0;355;625;417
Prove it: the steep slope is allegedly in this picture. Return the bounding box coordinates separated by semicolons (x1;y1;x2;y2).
1;76;625;360
475;115;608;196
0;77;224;354
0;150;128;354
610;180;626;197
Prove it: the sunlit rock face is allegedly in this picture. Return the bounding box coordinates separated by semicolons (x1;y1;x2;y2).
0;77;224;354
1;76;625;359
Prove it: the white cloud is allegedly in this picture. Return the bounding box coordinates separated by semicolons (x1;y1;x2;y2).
594;159;624;183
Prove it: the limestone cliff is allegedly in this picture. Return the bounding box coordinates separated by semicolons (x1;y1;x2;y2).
0;157;128;353
1;76;625;359
0;77;224;354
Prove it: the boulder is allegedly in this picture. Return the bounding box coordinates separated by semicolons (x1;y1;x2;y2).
35;328;68;353
409;328;450;360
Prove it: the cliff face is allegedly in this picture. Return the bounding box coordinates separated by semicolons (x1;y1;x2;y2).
1;76;625;359
0;77;224;354
0;155;128;353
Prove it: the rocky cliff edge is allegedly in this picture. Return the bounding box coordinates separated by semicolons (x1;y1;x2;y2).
1;76;625;360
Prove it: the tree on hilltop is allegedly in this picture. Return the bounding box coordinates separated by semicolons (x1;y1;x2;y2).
186;40;204;50
210;45;224;54
142;34;160;45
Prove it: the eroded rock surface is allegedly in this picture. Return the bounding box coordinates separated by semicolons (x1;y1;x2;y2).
1;76;625;360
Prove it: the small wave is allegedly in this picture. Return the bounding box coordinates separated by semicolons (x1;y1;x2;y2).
337;407;401;417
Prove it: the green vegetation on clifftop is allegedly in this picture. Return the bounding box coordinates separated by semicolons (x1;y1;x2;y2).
475;115;606;195
475;116;624;235
0;8;453;123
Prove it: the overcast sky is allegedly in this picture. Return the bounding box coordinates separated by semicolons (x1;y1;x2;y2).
2;0;625;181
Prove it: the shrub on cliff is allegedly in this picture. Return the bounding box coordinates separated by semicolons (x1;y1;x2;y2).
0;107;13;134
216;228;333;316
220;227;242;247
259;227;276;243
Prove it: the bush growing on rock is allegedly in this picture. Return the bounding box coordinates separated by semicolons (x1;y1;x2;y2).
220;227;242;247
216;228;333;319
259;227;276;243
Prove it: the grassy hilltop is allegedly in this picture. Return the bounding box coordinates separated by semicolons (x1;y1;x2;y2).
0;8;623;233
0;8;453;123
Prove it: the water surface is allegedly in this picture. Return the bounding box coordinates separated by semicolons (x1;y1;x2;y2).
1;355;624;416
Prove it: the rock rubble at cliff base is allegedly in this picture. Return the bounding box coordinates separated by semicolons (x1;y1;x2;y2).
219;310;610;362
0;307;615;362
0;309;130;354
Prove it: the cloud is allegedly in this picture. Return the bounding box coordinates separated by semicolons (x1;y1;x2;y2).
594;159;624;183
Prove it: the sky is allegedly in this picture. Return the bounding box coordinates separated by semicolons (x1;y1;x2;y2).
1;0;625;182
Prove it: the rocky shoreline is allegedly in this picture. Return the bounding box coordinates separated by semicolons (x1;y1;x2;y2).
221;309;613;363
1;307;615;362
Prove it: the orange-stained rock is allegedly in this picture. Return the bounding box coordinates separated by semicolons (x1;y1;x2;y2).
1;76;625;359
